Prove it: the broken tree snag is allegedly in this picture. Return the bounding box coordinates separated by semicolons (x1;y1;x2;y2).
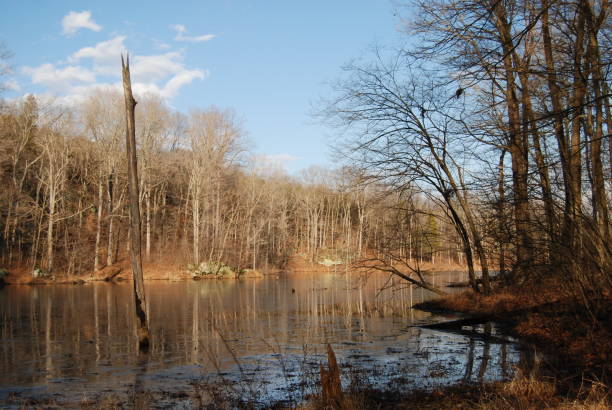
121;54;150;352
320;344;343;409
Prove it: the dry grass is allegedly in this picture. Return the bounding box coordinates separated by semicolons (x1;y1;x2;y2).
430;287;559;316
476;373;609;410
298;372;610;410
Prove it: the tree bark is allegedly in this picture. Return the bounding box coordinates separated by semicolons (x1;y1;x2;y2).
46;179;55;273
94;178;103;272
145;191;151;259
492;0;533;277
497;150;507;275
584;4;610;242
106;173;115;267
121;55;150;351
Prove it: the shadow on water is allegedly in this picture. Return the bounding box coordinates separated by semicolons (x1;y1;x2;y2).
0;271;534;407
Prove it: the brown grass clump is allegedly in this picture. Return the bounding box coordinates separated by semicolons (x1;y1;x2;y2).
473;373;609;410
432;285;564;317
299;373;610;409
484;374;559;409
438;291;526;315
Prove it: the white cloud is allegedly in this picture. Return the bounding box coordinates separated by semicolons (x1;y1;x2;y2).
131;82;164;97
69;36;127;76
161;69;206;98
71;36;125;61
22;33;207;105
129;51;206;98
188;34;216;42
171;24;215;42
22;63;96;91
128;69;206;99
132;52;184;83
50;83;122;106
62;11;102;36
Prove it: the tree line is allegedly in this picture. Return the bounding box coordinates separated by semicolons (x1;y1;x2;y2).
0;90;466;277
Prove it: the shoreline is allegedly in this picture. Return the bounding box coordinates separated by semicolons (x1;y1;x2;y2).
0;258;471;286
408;288;611;402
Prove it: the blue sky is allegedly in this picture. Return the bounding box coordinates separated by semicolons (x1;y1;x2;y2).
1;1;405;173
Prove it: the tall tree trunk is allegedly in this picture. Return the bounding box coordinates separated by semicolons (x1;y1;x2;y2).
492;1;533;277
122;55;150;351
601;80;612;180
94;178;103;272
106;173;115;267
145;191;151;259
498;150;507;275
446;199;478;292
46;182;55;273
585;7;610;242
192;194;200;263
566;6;587;252
518;68;556;259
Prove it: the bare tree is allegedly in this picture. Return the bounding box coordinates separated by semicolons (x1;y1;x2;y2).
186;108;243;264
37;103;71;273
81;90;125;270
324;55;491;293
136;94;171;260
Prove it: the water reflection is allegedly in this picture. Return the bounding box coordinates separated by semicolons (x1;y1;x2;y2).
0;271;521;405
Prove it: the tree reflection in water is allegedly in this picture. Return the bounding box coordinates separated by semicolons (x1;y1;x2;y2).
0;272;525;406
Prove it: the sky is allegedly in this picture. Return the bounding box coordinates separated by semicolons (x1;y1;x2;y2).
0;1;406;173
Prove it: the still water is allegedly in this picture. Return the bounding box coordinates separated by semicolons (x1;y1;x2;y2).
0;271;523;406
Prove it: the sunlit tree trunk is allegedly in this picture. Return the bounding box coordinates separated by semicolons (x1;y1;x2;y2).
94;178;104;271
145;191;151;259
106;173;116;267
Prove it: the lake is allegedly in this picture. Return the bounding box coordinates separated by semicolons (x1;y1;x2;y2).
0;271;525;407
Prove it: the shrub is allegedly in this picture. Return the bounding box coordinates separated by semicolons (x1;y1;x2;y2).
188;261;235;277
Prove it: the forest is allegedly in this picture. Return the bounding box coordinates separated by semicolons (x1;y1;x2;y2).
0;0;610;407
0;90;467;281
1;0;609;304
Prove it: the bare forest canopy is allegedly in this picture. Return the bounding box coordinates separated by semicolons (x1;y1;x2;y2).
321;0;611;309
0;91;465;280
0;0;611;315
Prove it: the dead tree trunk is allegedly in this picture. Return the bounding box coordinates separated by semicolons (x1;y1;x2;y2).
121;55;150;351
320;344;343;409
